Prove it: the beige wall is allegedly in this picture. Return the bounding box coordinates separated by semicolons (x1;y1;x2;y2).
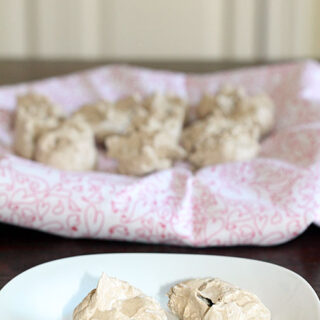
0;0;319;60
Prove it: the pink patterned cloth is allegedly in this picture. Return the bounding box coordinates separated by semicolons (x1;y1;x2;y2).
0;61;319;246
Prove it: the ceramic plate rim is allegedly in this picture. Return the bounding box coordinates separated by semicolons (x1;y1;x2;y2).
0;253;319;319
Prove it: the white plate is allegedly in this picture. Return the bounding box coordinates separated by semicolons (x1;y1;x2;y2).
0;253;319;320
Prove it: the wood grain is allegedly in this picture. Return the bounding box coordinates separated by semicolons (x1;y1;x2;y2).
0;59;286;85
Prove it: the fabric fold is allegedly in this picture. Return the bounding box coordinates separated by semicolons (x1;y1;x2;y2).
0;61;319;246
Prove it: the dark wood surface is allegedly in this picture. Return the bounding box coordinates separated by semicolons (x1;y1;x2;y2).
0;59;286;85
0;60;319;299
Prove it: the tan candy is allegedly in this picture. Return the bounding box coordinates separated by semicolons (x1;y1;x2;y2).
182;116;260;168
73;95;142;143
168;278;271;320
106;130;186;176
182;85;275;168
13;93;64;159
236;94;275;136
197;86;275;137
132;93;186;139
35;117;96;171
73;273;167;320
106;93;187;176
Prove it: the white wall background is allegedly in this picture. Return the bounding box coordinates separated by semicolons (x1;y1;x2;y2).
0;0;319;60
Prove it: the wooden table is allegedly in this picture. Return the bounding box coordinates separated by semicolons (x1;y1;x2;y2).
0;60;319;298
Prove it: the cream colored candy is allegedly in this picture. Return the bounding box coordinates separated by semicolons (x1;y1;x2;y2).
182;116;260;168
106;131;185;176
182;85;275;168
197;86;275;137
168;278;271;320
106;93;187;176
143;93;185;117
236;94;275;136
13;93;64;159
181;115;232;153
197;85;246;119
35;117;96;171
15;88;272;174
73;273;167;320
73;95;142;143
132;93;186;139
